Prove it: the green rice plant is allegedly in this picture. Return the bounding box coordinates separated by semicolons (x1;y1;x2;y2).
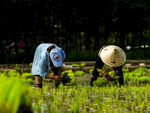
147;68;150;72
93;79;108;86
89;68;103;77
130;76;150;84
74;70;85;76
15;64;20;72
0;76;33;113
32;88;44;113
50;85;150;112
103;102;109;113
123;67;150;84
96;98;103;111
131;67;148;77
61;70;75;85
131;101;136;113
80;63;86;67
140;101;146;113
41;88;58;113
145;91;149;105
123;73;131;84
70;89;82;113
89;68;94;75
33;98;43;113
43;78;53;83
25;78;34;85
109;70;115;77
72;63;86;68
18;74;150;113
72;64;80;67
7;69;20;77
122;69;129;73
108;71;120;81
70;100;81;113
20;73;35;85
45;99;58;113
0;72;7;76
72;63;86;70
22;72;35;79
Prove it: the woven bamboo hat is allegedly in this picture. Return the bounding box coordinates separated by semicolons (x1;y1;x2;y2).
99;45;126;67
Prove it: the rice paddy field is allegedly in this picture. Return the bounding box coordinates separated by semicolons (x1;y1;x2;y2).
1;62;150;113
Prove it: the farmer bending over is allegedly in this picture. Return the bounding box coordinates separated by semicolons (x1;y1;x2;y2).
90;45;126;86
31;43;66;88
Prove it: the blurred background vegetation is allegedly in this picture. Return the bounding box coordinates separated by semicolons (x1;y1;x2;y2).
0;0;150;63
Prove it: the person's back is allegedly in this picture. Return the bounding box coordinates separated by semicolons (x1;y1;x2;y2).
31;43;66;88
90;45;126;86
31;43;55;76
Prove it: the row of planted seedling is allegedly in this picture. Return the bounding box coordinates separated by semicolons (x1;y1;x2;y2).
93;67;150;86
32;85;150;113
1;65;150;113
1;65;150;86
1;75;150;113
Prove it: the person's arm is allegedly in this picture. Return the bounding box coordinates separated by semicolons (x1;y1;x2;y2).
97;68;116;81
47;45;55;52
46;67;62;81
46;74;62;81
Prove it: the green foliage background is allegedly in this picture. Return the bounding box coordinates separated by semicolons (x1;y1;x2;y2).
0;0;150;63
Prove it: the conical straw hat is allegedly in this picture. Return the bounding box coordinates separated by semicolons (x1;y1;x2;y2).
99;45;126;67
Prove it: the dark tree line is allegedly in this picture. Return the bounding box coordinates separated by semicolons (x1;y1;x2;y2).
0;0;150;63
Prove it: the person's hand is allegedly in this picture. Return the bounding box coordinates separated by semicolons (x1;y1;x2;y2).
53;76;62;82
104;73;116;81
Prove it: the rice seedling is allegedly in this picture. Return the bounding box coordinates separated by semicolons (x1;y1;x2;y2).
7;69;20;77
0;72;7;76
0;76;33;113
93;79;109;86
1;65;150;113
61;70;75;85
74;70;85;76
72;64;80;67
32;84;150;112
89;68;103;77
72;63;86;70
22;72;34;79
